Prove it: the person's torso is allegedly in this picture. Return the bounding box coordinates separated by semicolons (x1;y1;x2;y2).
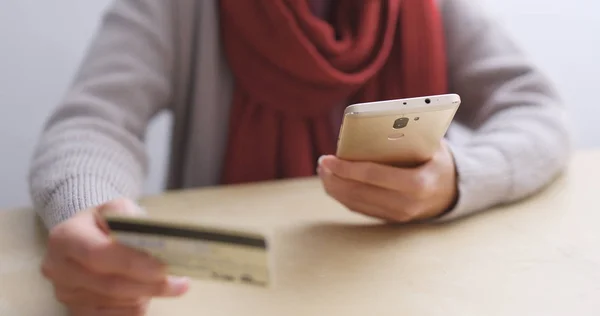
164;0;469;190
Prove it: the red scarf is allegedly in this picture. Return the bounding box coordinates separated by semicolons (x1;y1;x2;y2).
219;0;447;184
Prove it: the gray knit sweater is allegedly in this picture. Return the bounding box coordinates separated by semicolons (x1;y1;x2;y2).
29;0;572;229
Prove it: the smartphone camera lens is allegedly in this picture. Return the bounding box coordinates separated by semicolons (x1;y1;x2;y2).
425;98;431;104
393;117;409;129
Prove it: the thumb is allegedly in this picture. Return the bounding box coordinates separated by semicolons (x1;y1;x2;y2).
95;198;145;235
99;198;145;217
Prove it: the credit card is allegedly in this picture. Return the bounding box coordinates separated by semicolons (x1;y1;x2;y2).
104;215;270;288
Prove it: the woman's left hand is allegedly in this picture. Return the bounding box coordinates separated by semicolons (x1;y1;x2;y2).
318;141;458;223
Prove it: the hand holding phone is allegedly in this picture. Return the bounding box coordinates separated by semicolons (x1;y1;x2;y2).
320;141;458;223
319;94;461;223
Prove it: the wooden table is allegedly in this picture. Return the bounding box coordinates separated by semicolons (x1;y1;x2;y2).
2;150;600;316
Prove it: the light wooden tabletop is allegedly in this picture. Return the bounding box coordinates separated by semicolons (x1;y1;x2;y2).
1;150;600;316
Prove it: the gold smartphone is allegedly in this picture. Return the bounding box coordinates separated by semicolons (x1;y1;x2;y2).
336;94;461;167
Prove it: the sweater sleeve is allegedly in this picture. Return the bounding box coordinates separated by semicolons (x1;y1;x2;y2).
28;0;174;229
436;0;573;221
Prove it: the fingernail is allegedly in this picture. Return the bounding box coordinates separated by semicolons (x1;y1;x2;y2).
166;276;190;296
135;205;148;216
123;204;146;216
317;155;326;166
101;199;145;217
318;155;335;169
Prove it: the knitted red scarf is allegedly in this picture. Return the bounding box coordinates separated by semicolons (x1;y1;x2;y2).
218;0;447;184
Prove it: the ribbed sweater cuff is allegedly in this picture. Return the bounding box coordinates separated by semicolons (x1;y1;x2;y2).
434;143;512;222
38;176;125;229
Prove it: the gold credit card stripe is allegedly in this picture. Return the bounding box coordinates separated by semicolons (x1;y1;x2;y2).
106;218;267;249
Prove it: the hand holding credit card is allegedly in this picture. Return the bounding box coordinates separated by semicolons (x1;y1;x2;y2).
104;215;271;288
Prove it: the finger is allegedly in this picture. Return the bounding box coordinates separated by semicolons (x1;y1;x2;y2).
54;286;144;308
54;214;166;282
83;242;167;283
95;305;149;316
96;198;145;234
47;254;188;299
318;166;416;222
319;155;432;195
69;303;148;316
99;198;145;217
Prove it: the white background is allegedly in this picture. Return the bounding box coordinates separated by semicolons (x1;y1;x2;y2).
0;0;598;209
